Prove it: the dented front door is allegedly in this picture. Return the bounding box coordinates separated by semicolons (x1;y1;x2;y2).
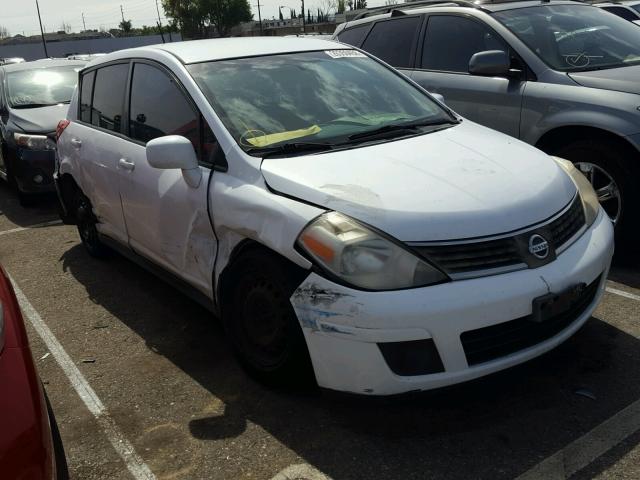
118;146;216;296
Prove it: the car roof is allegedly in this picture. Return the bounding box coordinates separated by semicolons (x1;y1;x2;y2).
114;37;352;65
1;58;86;73
344;0;587;23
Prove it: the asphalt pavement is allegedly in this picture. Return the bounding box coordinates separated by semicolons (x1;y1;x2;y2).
0;183;638;480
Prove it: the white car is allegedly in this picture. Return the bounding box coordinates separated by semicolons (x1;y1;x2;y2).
54;37;613;396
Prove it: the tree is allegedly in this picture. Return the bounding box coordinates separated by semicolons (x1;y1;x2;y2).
307;8;312;24
163;0;252;38
385;0;398;4
0;25;9;39
318;0;336;21
119;19;133;33
279;7;284;20
337;0;345;13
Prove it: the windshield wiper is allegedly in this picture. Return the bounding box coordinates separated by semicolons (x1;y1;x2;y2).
347;118;457;142
12;101;70;109
246;141;335;158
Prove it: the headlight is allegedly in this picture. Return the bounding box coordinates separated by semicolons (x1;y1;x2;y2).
553;157;599;228
297;211;448;290
13;132;55;151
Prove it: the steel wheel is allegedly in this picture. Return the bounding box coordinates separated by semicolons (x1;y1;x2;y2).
575;161;622;225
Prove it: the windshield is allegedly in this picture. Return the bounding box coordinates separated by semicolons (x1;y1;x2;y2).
493;4;640;71
187;50;453;154
6;66;80;108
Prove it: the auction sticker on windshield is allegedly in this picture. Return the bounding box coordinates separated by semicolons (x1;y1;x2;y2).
325;50;366;58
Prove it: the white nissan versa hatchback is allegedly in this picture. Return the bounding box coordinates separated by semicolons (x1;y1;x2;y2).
55;37;613;396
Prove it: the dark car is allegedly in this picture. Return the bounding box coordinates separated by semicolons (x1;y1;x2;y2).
0;59;85;206
0;264;68;479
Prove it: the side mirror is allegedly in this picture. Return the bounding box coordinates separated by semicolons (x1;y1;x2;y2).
146;135;202;188
468;50;511;77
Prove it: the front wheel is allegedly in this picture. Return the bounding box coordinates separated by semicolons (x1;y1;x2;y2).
553;140;639;251
224;251;314;388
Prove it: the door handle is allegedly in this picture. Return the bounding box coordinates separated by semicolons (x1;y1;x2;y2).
118;158;135;171
70;138;82;148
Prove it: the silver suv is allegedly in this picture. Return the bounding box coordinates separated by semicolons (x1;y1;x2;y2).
334;0;640;251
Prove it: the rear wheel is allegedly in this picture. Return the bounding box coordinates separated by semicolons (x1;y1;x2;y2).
75;191;110;258
224;250;314;388
553;139;639;252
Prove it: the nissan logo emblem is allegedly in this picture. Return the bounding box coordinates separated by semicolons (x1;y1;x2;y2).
529;234;550;260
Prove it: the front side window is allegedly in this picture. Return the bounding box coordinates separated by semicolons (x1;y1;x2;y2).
422;16;507;72
6;66;80;108
188;50;453;155
494;4;640;71
361;17;422;68
129;63;199;152
91;63;129;133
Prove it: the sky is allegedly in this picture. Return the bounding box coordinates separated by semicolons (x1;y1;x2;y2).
1;0;390;37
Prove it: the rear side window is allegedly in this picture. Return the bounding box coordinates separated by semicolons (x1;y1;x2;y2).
337;24;370;46
129;63;199;153
361;17;422;68
422;16;507;72
91;64;129;133
79;71;94;123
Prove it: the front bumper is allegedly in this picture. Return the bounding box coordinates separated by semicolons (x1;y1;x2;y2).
11;146;56;194
290;209;614;396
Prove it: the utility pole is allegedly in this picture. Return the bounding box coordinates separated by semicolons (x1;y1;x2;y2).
82;12;86;31
120;5;125;23
35;0;48;58
155;0;166;43
301;0;306;33
255;0;263;34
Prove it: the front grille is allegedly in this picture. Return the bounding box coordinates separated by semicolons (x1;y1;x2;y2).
460;275;601;366
548;195;585;249
413;195;585;278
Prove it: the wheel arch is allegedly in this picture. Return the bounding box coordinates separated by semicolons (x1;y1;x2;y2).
535;126;640;169
215;239;310;319
56;173;82;224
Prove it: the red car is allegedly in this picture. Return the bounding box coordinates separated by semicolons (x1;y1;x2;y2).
0;265;68;479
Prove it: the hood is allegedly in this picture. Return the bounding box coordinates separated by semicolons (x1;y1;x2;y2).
261;121;577;242
568;65;640;95
8;104;69;133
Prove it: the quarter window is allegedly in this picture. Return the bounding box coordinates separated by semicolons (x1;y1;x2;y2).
91;64;129;133
337;24;370;46
422;16;507;72
79;71;94;123
361;17;422;68
602;6;639;21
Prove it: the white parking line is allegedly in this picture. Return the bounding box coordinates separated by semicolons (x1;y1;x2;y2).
606;286;640;302
9;275;156;480
271;463;332;480
516;398;640;479
0;220;62;236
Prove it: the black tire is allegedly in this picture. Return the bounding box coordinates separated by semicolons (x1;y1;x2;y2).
75;191;110;258
553;139;640;252
17;189;37;207
45;392;69;480
224;250;315;388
